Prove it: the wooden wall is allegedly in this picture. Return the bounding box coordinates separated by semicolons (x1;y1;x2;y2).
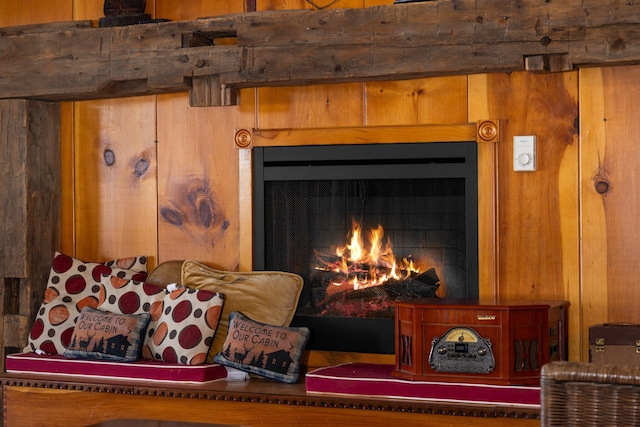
2;0;640;362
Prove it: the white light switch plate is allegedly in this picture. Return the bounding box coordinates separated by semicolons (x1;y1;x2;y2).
514;135;536;171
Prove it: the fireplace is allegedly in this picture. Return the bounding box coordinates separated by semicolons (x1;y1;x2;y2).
253;142;478;353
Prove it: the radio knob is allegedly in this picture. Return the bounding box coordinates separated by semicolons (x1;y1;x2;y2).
437;346;447;355
477;347;487;356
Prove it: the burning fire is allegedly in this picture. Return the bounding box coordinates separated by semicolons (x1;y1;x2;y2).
315;220;421;292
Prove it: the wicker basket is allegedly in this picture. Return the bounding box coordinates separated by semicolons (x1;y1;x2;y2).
541;361;640;426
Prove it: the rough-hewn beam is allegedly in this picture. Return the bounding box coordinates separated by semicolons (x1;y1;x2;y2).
0;100;61;367
2;1;640;105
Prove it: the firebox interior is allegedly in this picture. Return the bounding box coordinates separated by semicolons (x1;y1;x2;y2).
253;142;478;353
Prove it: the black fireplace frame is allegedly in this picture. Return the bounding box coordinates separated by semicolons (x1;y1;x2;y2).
252;142;478;354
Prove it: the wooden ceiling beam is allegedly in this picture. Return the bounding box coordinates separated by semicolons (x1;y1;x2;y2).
2;1;640;105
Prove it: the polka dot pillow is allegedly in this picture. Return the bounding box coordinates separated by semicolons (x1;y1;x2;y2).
142;287;224;365
97;274;166;315
25;252;148;355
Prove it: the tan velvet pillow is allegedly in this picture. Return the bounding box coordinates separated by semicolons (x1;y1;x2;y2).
181;260;304;362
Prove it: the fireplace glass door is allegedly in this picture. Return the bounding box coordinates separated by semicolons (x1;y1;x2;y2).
253;142;478;353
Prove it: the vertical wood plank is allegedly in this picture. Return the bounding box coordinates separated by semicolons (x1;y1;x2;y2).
0;0;70;373
579;67;608;363
256;0;366;129
156;0;244;20
471;71;581;360
580;65;640;361
0;100;61;367
0;100;30;278
156;92;253;269
468;74;499;299
365;76;468;125
73;97;158;266
60;102;75;255
155;0;254;270
0;0;71;26
72;4;158;267
257;83;365;129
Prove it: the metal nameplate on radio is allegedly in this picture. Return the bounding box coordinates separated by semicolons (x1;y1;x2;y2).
428;326;496;374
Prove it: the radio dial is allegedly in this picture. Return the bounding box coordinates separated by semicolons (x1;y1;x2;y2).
437;346;447;355
477;347;487;356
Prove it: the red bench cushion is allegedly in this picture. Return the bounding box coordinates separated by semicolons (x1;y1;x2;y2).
305;363;540;407
6;352;227;383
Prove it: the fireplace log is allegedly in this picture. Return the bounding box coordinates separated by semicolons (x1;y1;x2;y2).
318;276;440;318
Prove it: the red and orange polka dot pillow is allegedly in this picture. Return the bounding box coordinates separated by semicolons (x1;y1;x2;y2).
25;252;148;355
142;287;224;365
98;274;165;315
98;275;225;365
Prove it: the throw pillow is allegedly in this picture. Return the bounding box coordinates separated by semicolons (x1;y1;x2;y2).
180;260;304;361
25;252;148;355
214;311;310;384
64;306;150;362
97;274;166;315
142;287;224;365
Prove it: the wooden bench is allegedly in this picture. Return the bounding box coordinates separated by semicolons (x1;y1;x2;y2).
1;369;540;427
2;259;542;426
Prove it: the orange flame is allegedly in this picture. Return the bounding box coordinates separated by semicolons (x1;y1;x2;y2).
316;219;420;291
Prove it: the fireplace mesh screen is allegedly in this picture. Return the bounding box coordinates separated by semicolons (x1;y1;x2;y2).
264;178;468;319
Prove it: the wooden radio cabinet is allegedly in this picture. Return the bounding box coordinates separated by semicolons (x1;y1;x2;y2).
393;299;568;385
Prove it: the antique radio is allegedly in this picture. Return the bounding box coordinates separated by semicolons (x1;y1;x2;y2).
393;299;568;385
589;323;640;366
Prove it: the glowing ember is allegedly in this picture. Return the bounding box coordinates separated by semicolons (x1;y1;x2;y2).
315;220;421;292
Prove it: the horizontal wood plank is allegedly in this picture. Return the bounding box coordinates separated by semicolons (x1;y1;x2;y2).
250;123;480;147
3;2;640;102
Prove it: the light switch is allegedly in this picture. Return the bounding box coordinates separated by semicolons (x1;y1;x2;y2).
514;135;536;171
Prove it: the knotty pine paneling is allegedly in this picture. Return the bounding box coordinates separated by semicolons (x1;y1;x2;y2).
73;97;158;265
580;65;640;361
257;83;365;129
155;91;254;269
0;0;71;27
256;0;367;129
155;0;244;20
365;76;468;125
469;71;581;360
154;0;253;269
70;3;158;267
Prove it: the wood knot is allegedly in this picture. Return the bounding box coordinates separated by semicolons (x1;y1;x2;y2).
594;180;610;194
134;158;149;177
104;149;116;166
540;36;551;46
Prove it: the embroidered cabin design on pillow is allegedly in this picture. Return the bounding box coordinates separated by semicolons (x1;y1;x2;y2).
214;311;310;384
64;307;150;362
180;260;304;362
